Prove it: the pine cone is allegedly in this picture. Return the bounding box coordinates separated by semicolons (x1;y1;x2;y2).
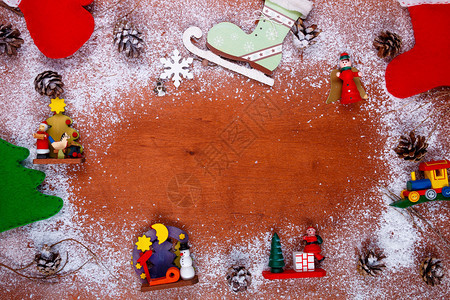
291;18;321;49
226;266;252;292
373;31;402;58
34;71;65;98
113;20;144;58
393;131;428;162
357;250;386;276
35;245;62;276
420;257;444;286
0;23;24;56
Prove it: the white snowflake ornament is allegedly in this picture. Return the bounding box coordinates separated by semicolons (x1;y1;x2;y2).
160;49;193;88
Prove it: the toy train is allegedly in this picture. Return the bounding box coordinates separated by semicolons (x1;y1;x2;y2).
391;160;450;208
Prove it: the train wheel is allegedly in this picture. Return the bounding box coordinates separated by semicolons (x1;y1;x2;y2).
408;191;420;202
442;186;450;198
425;189;437;200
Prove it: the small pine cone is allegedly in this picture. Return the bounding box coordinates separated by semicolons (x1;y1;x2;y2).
34;71;65;98
357;250;386;276
393;131;428;162
35;245;62;276
291;18;321;49
373;31;402;58
113;20;144;58
226;266;252;292
420;257;444;286
0;24;24;56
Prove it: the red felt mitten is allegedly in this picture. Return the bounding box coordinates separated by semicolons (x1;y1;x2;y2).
385;1;450;98
18;0;95;59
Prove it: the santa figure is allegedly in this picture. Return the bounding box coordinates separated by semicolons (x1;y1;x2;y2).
303;226;325;263
336;53;367;104
33;121;54;159
179;243;195;280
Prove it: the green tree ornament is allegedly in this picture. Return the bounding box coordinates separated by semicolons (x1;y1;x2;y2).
0;139;63;232
268;232;285;273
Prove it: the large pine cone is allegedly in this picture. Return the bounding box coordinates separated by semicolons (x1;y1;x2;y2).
34;71;65;98
291;18;321;49
393;131;428;162
420;257;444;286
0;23;24;56
35;245;62;276
373;31;402;58
113;20;144;58
226;266;252;292
357;250;386;277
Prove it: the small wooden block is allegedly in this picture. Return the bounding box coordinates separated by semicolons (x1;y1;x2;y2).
262;268;326;280
33;158;85;165
140;275;199;292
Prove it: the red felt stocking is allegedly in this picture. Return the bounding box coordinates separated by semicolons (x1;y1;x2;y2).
385;2;450;98
17;0;95;59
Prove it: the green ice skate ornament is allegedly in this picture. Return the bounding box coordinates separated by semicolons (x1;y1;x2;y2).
183;0;313;86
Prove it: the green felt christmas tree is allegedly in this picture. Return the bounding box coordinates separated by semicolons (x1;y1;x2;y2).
268;232;285;273
0;138;63;232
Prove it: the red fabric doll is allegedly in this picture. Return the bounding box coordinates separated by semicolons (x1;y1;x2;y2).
303;226;325;262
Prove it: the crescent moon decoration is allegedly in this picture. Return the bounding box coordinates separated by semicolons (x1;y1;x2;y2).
151;223;169;244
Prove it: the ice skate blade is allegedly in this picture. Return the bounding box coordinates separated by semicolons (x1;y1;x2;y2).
182;26;274;87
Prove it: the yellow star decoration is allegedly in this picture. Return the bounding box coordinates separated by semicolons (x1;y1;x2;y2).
140;273;146;279
135;234;152;252
49;97;66;114
130;260;133;266
179;233;186;240
135;263;142;270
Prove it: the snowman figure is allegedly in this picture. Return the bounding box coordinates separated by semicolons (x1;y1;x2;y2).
179;243;195;280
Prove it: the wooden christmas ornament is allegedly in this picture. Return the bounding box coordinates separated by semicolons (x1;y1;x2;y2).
132;223;199;292
268;232;285;273
33;97;84;164
0;139;63;232
373;31;402;58
391;159;450;208
160;49;193;88
385;2;450;98
226;266;252;292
